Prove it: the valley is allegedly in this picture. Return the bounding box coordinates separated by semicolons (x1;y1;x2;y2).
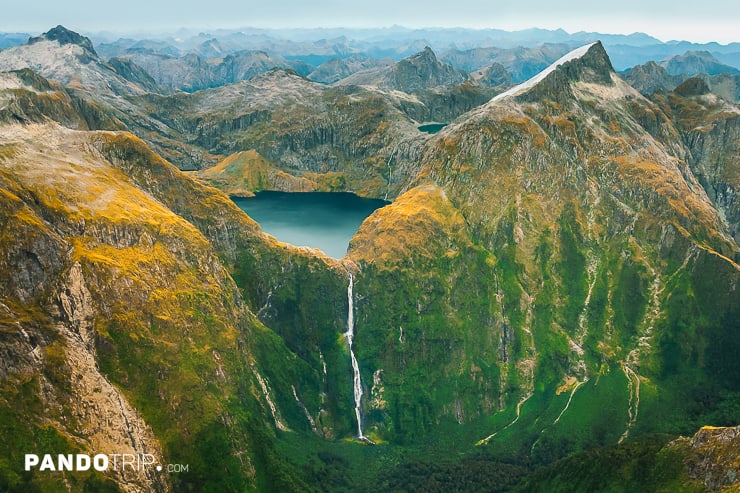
0;24;739;492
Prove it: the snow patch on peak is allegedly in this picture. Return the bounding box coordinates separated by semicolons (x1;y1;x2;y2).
491;42;599;103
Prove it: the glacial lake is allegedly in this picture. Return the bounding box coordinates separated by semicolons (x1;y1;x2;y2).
233;191;389;259
418;123;448;134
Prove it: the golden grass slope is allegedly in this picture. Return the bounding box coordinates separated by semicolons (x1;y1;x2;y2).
0;123;262;489
197;149;354;197
197;149;320;196
348;184;470;263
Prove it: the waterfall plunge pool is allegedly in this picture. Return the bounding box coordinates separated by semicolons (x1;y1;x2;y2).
233;191;389;259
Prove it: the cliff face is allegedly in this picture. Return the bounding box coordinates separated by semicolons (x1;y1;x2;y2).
0;114;358;491
143;70;430;197
679;426;740;491
347;185;501;442
143;64;495;195
0;123;255;491
650;82;740;246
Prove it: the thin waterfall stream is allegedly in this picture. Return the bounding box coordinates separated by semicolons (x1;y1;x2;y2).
346;273;373;443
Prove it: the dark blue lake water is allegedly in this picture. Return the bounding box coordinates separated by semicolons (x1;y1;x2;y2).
233;191;389;258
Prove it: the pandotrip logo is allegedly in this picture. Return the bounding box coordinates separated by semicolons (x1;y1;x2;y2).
25;454;189;473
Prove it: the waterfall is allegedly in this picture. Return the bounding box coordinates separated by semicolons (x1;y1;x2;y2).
346;273;369;441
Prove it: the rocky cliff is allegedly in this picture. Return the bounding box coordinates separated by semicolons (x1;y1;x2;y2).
0;106;356;491
650;79;740;246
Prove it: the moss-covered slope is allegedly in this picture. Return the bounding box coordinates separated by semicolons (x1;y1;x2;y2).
335;43;740;462
0;122;355;492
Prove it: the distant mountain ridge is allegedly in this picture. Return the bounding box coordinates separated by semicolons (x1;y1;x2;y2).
116;48;312;92
2;26;735;72
661;50;740;76
623;59;740;103
336;46;468;91
5;25;736;93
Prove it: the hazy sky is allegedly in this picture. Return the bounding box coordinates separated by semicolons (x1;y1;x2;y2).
2;0;738;44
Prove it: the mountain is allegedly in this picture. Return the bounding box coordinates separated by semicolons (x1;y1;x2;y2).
622;61;683;94
76;27;740;76
471;62;514;88
0;25;224;170
623;61;740;103
28;24;98;56
84;27;665;62
0;25;144;96
0;69;105;128
1;28;740;492
704;72;740;103
308;54;393;84
136;59;495;196
441;43;572;82
117;50;214;92
217;50;311;83
0;72;357;491
336;46;469;91
95;37;182;58
651;78;740;245
661;50;740;76
338;42;740;454
106;56;164;93
116;49;310;92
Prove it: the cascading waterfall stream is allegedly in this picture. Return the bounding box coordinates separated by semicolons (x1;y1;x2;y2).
346;273;372;442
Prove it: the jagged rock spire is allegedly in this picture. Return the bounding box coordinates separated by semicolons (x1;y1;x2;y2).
516;41;615;103
29;25;98;58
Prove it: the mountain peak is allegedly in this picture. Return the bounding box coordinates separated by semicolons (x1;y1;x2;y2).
398;46;441;70
674;76;711;96
661;50;740;76
29;25;97;58
387;46;467;91
414;46;437;62
566;40;614;82
491;41;614;103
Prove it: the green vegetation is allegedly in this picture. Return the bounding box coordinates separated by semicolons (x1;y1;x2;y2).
2;37;740;493
347;186;502;443
516;436;703;493
0;389;121;493
555;205;588;333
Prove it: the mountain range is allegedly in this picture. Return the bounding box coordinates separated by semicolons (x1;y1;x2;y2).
0;25;739;492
